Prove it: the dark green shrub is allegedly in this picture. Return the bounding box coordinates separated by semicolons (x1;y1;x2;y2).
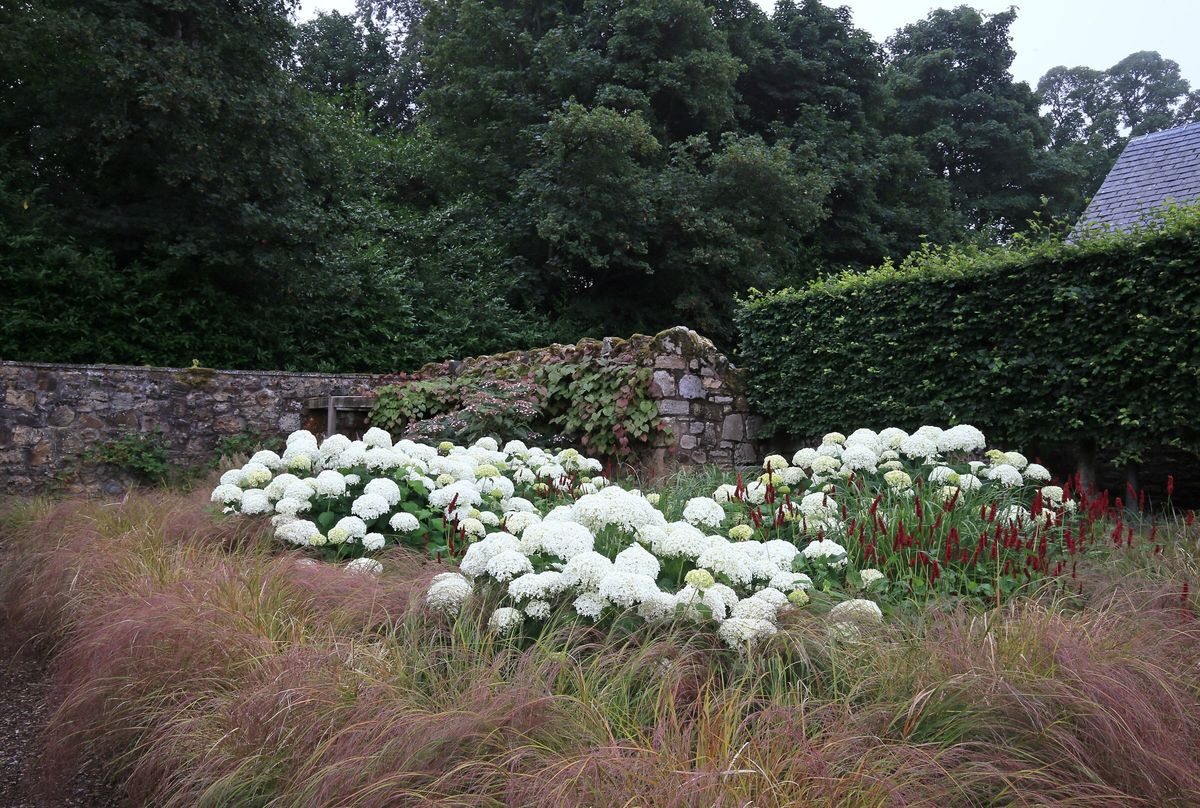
736;208;1200;466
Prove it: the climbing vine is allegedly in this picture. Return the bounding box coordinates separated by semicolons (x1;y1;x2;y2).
368;359;666;459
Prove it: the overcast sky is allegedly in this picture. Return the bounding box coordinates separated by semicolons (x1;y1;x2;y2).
297;0;1200;89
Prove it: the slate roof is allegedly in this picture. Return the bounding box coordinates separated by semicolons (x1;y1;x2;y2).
1076;121;1200;233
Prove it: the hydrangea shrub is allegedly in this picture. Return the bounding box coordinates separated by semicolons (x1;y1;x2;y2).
213;424;1107;650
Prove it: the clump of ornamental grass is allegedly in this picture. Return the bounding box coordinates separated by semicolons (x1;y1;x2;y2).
4;489;1200;807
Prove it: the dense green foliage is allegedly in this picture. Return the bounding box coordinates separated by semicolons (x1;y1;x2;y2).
3;0;1199;369
737;209;1200;465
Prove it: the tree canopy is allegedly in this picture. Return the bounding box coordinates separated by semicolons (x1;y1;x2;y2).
2;0;1196;369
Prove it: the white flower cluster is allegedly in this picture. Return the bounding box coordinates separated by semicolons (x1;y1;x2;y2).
212;429;612;562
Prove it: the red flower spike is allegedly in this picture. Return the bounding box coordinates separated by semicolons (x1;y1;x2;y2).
1167;475;1175;497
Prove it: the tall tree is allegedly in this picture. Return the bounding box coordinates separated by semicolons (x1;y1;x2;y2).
886;6;1051;234
1107;51;1190;135
0;0;424;369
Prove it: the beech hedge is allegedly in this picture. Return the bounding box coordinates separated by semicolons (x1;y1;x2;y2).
736;209;1200;466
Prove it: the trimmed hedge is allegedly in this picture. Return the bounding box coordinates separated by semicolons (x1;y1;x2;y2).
736;209;1200;465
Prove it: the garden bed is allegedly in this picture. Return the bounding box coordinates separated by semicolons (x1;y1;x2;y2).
2;426;1199;805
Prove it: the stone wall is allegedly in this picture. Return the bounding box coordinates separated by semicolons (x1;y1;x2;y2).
1;327;760;494
377;326;762;472
0;362;381;495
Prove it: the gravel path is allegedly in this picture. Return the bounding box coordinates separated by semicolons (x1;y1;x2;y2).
0;646;120;808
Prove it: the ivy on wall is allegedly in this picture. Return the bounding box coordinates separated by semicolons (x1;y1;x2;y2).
368;359;665;458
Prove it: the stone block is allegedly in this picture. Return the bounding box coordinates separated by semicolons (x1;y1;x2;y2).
214;414;247;434
679;434;698;450
653;355;687;370
5;388;36;412
677;374;704;400
649;370;676;398
657;399;690;416
721;414;744;441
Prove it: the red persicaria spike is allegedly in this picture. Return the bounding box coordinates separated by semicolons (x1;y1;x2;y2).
1188;511;1196;527
1167;475;1175;497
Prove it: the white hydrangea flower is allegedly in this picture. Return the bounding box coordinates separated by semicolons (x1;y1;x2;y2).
682;497;725;528
502;496;536;513
362;477;402;505
762;454;790;471
485;549;534;582
613;543;661;578
331;515;367;544
461;517;486;538
572;487;665;534
751;587;788;608
428;480;482;518
508;571;567;601
362;532;386;551
562;551;614;589
1000;505;1031;526
363;448;403;472
859;568;885;587
878;427;908;448
241;462;273;489
1024;463;1051;482
695;541;754;587
524;599;552;620
718;617;777;648
351;493;391;522
884;469;914;490
488;606;524;633
810;455;841;475
939;424;986;453
840;444;878;473
791;447;819;468
801;538;848;567
637;591;679;621
211;484;243;505
425;572;472;615
274;497;310;516
1002;451;1029;470
898;434;937;460
597;571;661;608
957;473;982;491
927;466;957;484
389;512;420;533
768;570;812;592
743;481;767;505
534;521;595;560
362;427;393;449
644;521;709;559
286;429;318;447
675;584;729;622
239;489;272;515
219;469;245;488
459;533;521;578
712;483;739;503
799;492;838;519
987;464;1024;487
1041;485;1065;504
573;591;608;621
763;539;799;570
345;557;383;576
314;470;347;498
829;598;883;625
731;596;777;623
276;519;321;546
503;510;541;536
